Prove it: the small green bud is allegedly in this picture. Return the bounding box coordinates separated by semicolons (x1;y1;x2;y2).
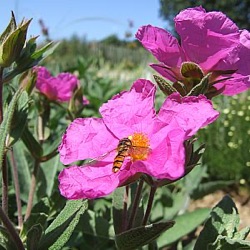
0;11;32;67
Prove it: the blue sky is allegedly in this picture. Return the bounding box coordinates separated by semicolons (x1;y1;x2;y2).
1;0;168;42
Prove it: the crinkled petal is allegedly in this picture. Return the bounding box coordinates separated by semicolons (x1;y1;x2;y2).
136;25;185;68
218;29;250;95
158;93;219;138
59;118;118;165
58;164;120;199
175;7;240;71
100;79;156;137
134;128;186;180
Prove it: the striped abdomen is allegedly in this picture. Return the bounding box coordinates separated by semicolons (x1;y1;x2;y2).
112;138;132;173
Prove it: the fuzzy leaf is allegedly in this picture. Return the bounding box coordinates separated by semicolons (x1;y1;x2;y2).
0;88;23;171
7;90;29;147
194;195;249;249
38;199;87;250
115;221;174;250
208;235;250;250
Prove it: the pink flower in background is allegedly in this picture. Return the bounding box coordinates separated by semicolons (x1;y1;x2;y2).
136;6;250;96
58;79;219;199
35;66;78;102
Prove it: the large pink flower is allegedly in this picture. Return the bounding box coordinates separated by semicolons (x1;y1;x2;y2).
58;79;219;199
136;6;250;96
35;66;78;102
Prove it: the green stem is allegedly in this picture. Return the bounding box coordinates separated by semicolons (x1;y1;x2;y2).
127;178;144;229
142;185;157;226
0;206;25;250
9;149;23;229
1;157;8;215
0;67;8;215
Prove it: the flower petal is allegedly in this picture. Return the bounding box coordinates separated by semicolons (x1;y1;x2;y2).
55;73;78;101
59;118;118;165
99;79;156;137
136;25;185;68
58;164;120;199
175;7;240;71
134;128;186;180
217;29;250;95
158;93;219;138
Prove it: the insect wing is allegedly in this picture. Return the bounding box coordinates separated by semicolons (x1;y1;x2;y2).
81;148;116;167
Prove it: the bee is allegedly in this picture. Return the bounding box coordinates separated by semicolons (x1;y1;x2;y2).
113;137;133;173
83;136;150;173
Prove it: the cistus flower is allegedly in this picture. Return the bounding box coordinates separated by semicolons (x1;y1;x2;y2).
34;66;78;102
58;79;219;199
136;6;250;97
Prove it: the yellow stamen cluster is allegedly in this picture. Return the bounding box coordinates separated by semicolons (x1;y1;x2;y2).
128;132;151;161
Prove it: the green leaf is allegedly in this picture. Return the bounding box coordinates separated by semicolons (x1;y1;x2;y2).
0;17;31;67
158;208;210;248
3;41;58;83
115;221;174;250
112;187;125;235
37;155;60;198
38;199;88;250
194;195;249;249
26;224;43;250
10;141;31;202
0;11;17;44
153;75;177;96
0;88;23;171
20;197;50;240
209;235;250;250
7;90;29;147
79;210;114;239
21;126;43;159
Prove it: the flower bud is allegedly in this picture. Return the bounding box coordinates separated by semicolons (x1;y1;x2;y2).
0;11;32;67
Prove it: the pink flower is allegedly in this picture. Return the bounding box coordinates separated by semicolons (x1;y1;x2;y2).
136;6;250;96
58;79;219;199
35;66;78;102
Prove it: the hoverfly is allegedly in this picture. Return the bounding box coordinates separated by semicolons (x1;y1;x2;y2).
83;136;151;173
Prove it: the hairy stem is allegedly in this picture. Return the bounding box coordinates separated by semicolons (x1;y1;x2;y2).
10;149;23;228
24;159;39;221
1;157;8;215
0;67;3;123
0;206;25;250
127;178;144;229
0;67;8;215
142;185;157;226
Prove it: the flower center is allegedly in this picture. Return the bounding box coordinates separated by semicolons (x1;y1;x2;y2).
128;132;151;161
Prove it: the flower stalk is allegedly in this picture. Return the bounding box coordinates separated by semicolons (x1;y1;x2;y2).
127;178;144;229
10;149;23;228
142;184;157;226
